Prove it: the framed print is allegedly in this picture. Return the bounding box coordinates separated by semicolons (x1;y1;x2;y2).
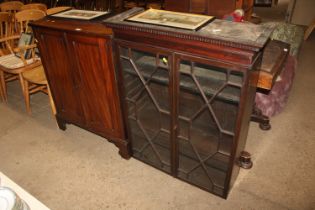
15;33;33;59
126;9;215;31
51;9;109;20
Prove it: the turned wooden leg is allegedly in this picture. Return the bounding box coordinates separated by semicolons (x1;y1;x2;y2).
251;105;271;130
23;79;31;114
47;84;56;116
304;18;315;41
0;78;4;102
0;71;7;102
238;151;253;169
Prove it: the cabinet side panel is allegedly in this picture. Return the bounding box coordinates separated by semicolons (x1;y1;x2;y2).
67;34;124;139
34;29;85;124
226;68;258;196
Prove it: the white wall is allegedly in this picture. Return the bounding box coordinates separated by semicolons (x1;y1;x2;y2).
288;0;315;26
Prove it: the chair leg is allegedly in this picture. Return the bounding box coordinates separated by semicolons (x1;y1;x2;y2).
0;71;7;102
19;73;31;114
304;19;315;41
23;79;31;115
0;80;3;102
47;84;56;116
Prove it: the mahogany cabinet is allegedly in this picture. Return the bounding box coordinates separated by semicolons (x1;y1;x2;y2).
104;8;273;198
31;18;130;159
164;0;254;20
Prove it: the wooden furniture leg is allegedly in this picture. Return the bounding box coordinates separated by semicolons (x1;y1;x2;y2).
304;18;315;41
47;84;56;115
0;71;7;102
23;79;31;114
251;105;271;130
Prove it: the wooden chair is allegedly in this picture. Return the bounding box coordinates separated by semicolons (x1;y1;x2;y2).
0;1;24;35
0;9;45;102
0;12;11;38
21;3;47;13
15;9;46;33
22;65;56;115
0;12;12;55
0;1;23;13
46;6;71;15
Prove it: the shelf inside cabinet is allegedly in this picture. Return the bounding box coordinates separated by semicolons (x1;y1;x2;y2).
120;52;242;103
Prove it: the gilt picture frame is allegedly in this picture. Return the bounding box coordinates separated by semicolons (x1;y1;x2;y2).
51;9;109;20
126;9;215;31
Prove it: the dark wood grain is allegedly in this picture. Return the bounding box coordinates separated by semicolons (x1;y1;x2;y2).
105;9;271;198
31;17;131;159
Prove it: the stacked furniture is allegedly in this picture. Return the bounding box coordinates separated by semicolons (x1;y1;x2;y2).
31;7;290;198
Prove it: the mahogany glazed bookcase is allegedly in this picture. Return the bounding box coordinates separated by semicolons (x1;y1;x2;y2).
104;8;274;198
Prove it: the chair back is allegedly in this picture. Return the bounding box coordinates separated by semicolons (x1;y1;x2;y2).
21;3;47;13
15;9;46;33
0;1;24;12
0;12;11;38
46;6;71;15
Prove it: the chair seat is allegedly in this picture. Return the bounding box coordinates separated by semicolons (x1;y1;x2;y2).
22;65;47;85
0;54;35;69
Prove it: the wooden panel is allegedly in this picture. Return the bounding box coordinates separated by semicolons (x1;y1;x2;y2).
66;34;124;138
164;0;190;12
191;0;207;14
208;0;236;18
35;29;85;125
255;40;290;90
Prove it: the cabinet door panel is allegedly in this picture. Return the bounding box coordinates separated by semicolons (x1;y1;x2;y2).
67;34;123;138
175;54;243;197
36;29;84;124
116;42;172;173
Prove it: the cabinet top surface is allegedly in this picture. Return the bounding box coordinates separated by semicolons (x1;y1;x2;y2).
31;15;113;36
104;8;275;50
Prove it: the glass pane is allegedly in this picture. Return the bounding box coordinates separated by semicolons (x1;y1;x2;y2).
119;46;171;173
177;59;242;197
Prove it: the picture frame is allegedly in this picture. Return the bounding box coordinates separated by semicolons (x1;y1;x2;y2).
15;33;33;59
51;9;109;20
126;9;215;31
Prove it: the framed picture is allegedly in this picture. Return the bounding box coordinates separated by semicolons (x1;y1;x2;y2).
126;9;215;31
15;33;33;59
51;9;109;20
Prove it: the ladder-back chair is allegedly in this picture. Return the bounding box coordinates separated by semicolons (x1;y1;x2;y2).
0;9;45;102
21;3;47;13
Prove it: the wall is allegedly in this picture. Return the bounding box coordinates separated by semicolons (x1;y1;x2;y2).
288;0;315;26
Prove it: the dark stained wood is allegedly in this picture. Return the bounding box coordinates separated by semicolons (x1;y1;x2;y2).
31;17;131;159
256;40;290;90
104;8;272;198
164;0;191;13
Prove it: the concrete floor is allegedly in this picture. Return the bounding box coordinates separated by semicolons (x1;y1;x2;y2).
1;6;315;210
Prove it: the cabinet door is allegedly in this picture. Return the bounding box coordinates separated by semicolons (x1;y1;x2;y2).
66;34;124;139
175;54;243;197
116;41;173;173
35;29;84;124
